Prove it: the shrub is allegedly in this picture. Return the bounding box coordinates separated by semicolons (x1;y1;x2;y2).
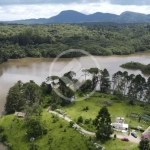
77;116;83;123
0;126;4;133
64;129;67;132
83;106;89;111
59;124;63;128
0;134;8;142
92;119;96;125
48;136;53;144
85;119;91;124
69;121;74;127
128;100;134;105
28;143;39;150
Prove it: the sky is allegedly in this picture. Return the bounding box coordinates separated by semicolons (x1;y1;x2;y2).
0;0;150;21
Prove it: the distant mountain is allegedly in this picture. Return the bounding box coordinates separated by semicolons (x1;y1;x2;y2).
4;10;150;24
113;11;150;23
48;10;118;23
5;10;118;24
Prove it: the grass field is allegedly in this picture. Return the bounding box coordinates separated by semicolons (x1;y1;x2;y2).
0;110;139;150
0;111;89;150
63;93;150;133
1;92;150;150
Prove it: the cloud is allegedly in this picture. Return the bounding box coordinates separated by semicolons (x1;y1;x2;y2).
1;2;150;21
0;0;150;5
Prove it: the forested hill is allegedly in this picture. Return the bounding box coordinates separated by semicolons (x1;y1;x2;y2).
0;23;150;64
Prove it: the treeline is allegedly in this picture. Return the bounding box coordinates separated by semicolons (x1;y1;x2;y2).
121;61;150;75
1;23;150;64
5;68;150;115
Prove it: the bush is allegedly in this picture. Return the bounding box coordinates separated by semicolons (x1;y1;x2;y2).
0;134;8;142
92;119;96;125
59;124;63;128
128;100;134;105
48;135;53;144
28;143;39;150
52;115;59;123
85;119;91;124
64;129;67;132
77;116;83;123
114;134;116;139
0;126;4;133
83;106;89;111
69;121;74;127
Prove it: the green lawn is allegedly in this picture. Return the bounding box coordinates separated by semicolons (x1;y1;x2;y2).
0;110;139;150
63;93;150;133
1;92;149;150
0;111;89;150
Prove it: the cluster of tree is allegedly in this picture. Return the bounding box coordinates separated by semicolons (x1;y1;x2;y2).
81;68;150;105
1;23;150;64
5;74;74;114
121;61;150;75
5;68;150;115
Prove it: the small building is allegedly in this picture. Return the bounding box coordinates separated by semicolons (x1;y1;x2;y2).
111;122;128;131
142;126;150;139
14;112;26;118
111;117;128;132
115;117;125;124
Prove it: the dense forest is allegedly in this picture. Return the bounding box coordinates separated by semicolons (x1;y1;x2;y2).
0;23;150;64
121;62;150;75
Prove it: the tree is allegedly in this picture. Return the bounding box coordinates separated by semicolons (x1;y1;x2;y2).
5;84;24;113
40;82;52;95
139;139;150;150
88;68;99;90
94;106;113;141
100;69;110;93
25;116;47;137
128;74;146;103
145;77;150;104
22;80;41;105
79;79;92;93
82;69;90;81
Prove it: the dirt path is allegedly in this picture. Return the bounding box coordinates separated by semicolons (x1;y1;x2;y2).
49;110;140;143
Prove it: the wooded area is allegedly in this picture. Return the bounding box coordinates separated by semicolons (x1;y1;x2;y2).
121;62;150;75
0;23;150;64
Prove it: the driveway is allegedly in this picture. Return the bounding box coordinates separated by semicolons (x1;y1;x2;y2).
115;133;140;144
49;110;140;143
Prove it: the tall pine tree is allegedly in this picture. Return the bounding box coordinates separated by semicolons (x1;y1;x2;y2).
94;106;113;141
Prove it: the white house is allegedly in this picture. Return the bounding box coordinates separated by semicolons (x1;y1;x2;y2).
111;117;128;132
